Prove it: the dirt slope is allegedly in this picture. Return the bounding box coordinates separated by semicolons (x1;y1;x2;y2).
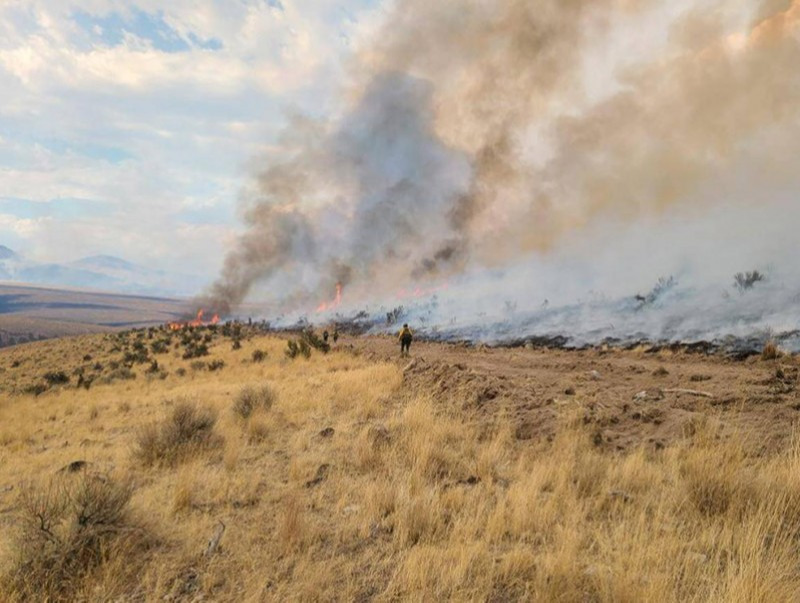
353;336;800;452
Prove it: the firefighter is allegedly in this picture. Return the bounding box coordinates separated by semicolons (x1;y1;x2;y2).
333;328;339;343
398;323;413;357
323;330;329;343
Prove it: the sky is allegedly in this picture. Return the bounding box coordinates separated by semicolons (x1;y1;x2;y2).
0;0;382;277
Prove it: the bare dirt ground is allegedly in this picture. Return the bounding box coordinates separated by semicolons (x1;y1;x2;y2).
352;335;800;452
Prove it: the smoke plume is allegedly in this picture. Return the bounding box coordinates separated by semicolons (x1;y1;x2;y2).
206;0;800;346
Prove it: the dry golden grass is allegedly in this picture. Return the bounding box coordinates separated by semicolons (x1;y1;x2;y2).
1;331;800;600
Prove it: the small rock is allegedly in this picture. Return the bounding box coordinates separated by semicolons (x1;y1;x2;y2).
564;387;576;396
652;367;670;377
589;370;602;380
319;427;335;438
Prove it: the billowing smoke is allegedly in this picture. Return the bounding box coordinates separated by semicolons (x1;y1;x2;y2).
206;0;800;347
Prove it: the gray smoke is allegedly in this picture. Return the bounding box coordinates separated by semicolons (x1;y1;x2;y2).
206;0;800;345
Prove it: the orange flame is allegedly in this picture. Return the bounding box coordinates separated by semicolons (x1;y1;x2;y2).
167;309;220;330
316;283;343;313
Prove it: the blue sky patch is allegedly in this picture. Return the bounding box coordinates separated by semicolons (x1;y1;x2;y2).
0;198;114;220
72;9;223;53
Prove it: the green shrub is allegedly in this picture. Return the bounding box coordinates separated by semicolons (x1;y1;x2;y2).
285;339;311;360
301;329;330;354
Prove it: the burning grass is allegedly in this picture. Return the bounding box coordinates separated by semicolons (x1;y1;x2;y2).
2;332;800;599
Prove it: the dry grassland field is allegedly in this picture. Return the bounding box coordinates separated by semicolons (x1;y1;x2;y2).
0;283;187;348
1;325;800;601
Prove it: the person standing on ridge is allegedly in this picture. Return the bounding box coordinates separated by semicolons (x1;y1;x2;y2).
323;330;329;344
398;324;413;357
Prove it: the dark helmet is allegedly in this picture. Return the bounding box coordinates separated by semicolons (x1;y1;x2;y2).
403;323;408;328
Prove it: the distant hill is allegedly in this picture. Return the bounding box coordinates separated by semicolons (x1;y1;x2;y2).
0;245;19;261
0;282;187;347
0;246;207;297
73;255;138;271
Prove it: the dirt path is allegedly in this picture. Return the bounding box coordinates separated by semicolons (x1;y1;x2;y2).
349;335;800;452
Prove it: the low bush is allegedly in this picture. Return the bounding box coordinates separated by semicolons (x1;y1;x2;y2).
22;382;48;396
103;367;136;384
251;349;267;363
134;401;222;467
301;329;330;354
182;343;209;360
233;385;276;420
207;359;225;372
2;473;151;602
734;270;766;293
43;371;70;386
150;340;169;354
123;349;150;365
762;340;780;361
285;339;311;360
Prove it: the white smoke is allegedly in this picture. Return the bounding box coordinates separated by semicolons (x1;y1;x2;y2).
207;0;800;350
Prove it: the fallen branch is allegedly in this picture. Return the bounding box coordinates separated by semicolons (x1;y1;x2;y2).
663;388;714;399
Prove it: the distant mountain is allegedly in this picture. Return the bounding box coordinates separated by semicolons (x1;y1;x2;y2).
0;245;23;280
73;255;137;272
18;264;123;290
0;245;19;261
0;246;206;297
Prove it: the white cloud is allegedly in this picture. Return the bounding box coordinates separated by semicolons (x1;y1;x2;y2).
0;0;383;279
